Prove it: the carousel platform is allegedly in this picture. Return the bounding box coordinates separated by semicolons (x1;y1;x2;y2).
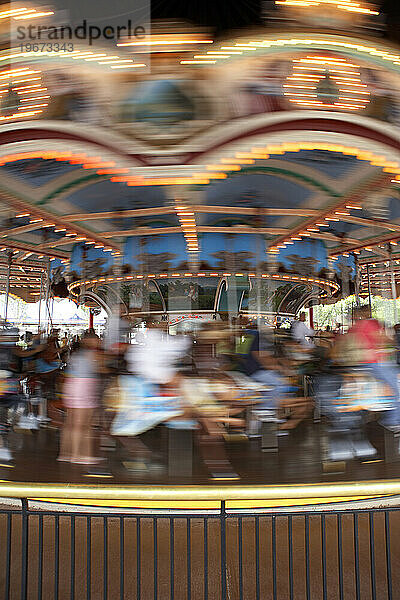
1;424;400;509
0;427;400;599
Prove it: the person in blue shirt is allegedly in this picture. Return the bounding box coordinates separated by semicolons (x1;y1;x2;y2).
235;320;291;410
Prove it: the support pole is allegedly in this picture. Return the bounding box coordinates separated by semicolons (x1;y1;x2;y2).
44;257;51;334
226;235;237;328
80;248;87;306
226;275;237;328
4;251;11;323
354;253;361;308
256;234;262;330
388;244;398;325
38;268;44;333
366;263;373;318
255;209;264;331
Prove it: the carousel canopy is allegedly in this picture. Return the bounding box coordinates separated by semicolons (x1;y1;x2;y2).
0;8;400;307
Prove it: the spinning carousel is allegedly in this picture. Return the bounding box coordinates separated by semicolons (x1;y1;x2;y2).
0;0;400;503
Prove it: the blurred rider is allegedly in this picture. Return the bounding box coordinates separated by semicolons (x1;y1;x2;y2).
348;306;400;428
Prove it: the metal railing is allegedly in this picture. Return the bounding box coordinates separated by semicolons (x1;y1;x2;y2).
1;493;399;599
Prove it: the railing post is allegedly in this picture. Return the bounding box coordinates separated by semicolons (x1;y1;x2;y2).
385;511;393;600
21;498;29;600
221;501;227;600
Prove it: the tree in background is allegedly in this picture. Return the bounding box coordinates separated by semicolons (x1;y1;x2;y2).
314;295;400;329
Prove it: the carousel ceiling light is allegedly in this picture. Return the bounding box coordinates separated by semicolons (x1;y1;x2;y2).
195;55;230;59
0;67;49;121
98;59;134;64
0;8;35;18
294;66;325;72
230;45;258;50
286;54;370;111
110;64;146;69
118;39;213;47
284;92;318;97
17;89;46;95
72;53;94;59
97;57;122;63
275;0;379;15
13;83;41;91
275;0;314;4
288;76;320;81
84;55;108;61
221;158;254;165
338;5;379;15
329;70;360;76
0;71;39;80
236;152;269;160
18;103;48;110
288;99;319;106
20;96;50;102
333;78;365;84
208;51;243;55
14;11;54;19
284;85;317;91
206;164;241;171
180;60;217;65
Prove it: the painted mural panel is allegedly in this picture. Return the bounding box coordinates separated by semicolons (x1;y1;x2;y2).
4;34;400;137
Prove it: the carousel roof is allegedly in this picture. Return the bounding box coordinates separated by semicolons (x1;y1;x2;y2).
0;145;398;261
1;14;400;301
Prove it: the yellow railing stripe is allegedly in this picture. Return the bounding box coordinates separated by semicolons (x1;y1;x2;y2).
0;480;398;501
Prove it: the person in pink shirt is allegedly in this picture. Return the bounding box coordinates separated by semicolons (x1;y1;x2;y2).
348;306;400;427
